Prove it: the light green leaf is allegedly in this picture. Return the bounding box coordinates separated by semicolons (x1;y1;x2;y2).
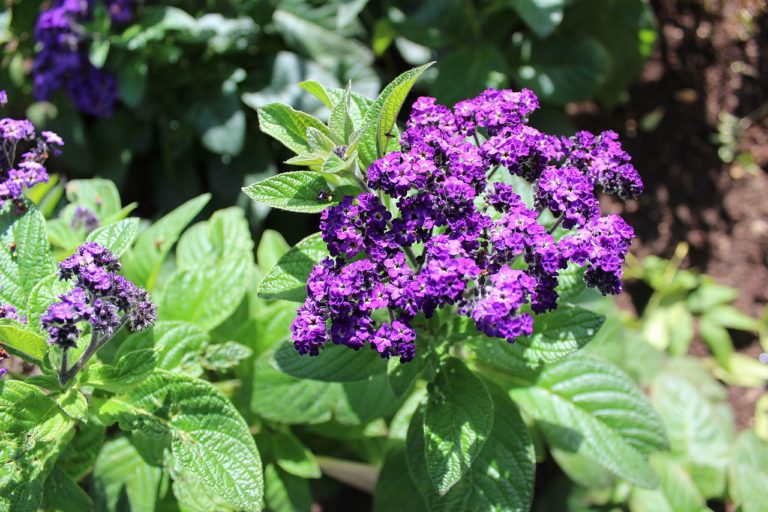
99;371;263;510
407;387;535;511
85;218;139;257
243;172;335;213
257;103;332;155
508;0;565;38
473;305;604;374
64;180;121;219
256;229;290;272
41;465;94;512
728;431;768;512
92;436;162;512
172;464;236;512
264;464;311;512
272;341;387;382
298;80;373;128
82;349;157;393
424;358;493;494
630;455;708;512
56;388;88;423
257;233;328;302
122;194;211;290
0;319;48;363
357;63;433;170
57;420;105;481
202;341;253;372
0;206;55;311
116;321;210;376
508;355;668;488
272;431;321;479
328;85;354;143
25;273;69;332
175;207;253;269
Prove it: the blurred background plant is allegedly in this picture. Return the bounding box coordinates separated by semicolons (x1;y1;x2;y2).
0;0;656;226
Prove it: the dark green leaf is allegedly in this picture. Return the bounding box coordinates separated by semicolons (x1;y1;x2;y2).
272;341;387;382
243;172;334;213
257;233;327;302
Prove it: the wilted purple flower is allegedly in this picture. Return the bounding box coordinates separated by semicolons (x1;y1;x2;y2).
291;88;640;361
43;242;156;348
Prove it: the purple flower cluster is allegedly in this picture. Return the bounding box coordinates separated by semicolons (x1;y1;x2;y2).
1;91;62;210
41;242;156;349
32;0;134;117
0;304;26;378
291;88;642;361
70;206;100;232
0;345;7;378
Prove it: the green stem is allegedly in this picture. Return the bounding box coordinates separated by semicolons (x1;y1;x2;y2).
58;318;128;386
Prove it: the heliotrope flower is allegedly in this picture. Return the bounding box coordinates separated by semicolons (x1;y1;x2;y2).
0;91;61;211
291;88;642;361
32;0;134;117
42;242;157;349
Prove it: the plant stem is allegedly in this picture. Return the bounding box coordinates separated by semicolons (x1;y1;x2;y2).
547;215;565;235
487;164;501;181
58;318;128;386
59;349;69;387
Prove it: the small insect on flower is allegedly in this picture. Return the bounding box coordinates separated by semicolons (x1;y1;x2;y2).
292;88;642;362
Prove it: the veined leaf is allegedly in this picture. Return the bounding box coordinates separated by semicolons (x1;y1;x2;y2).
257;103;332;155
272;431;321;479
122;194;211;290
202;341;252;372
25;273;70;331
98;371;263;510
272;341;387;382
728;431;768;512
117;321;210;377
172;463;237;512
256;230;290;272
508;355;667;488
41;465;93;512
264;464;311;512
0;319;48;364
92;436;162;512
423;358;493;494
85;217;139;257
630;455;707;512
298;80;372;129
243;172;335;213
56;388;88;423
257;233;328;302
82;349;157;393
357;63;433;170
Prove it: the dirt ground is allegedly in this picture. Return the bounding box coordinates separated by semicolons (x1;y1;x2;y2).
575;0;768;429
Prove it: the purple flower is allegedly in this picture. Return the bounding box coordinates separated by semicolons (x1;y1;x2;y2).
0;345;7;378
70;206;100;231
291;88;641;361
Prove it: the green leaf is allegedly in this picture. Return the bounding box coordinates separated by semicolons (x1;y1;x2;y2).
0;206;55;311
272;341;387;382
357;63;434;170
41;465;93;512
728;431;768;512
473;305;605;374
257;103;333;155
171;464;237;512
202;341;253;372
92;436;162;512
82;349;157;393
374;444;428;512
99;371;263;510
0;380;67;436
243;172;335;213
508;0;565;38
387;347;430;399
306;127;336;152
298;81;373;128
430;46;507;106
117;321;210;376
651;373;733;497
407;387;535;511
122;194;211;290
56;388;88;423
188;90;245;156
701;305;761;331
64;180;122;219
328;85;355;143
424;358;493;494
174;207;253;269
25;273;69;332
630;455;708;512
272;430;321;479
511;34;611;105
0;319;48;363
257;233;328;302
256;230;290;272
508;355;668;488
85;217;139;257
57;420;105;481
264;464;311;512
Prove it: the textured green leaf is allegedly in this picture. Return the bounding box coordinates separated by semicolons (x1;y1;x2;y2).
511;34;611;105
357;63;433;170
387;347;430;399
82;349;157;393
99;371;263;509
272;341;387;382
257;103;332;155
172;464;236;512
175;207;253;269
508;0;565;38
630;455;707;512
298;80;372;128
202;341;253;372
25;273;69;331
56;388;88;423
92;436;162;512
64;180;122;219
256;229;290;272
509;355;667;488
257;233;327;302
264;464;311;512
57;420;105;481
0;319;48;363
243;172;335;213
41;466;93;512
424;359;493;494
0;206;55;310
328;86;354;143
407;387;535;511
122;194;211;290
651;373;733;497
85;218;139;257
728;431;768;512
473;305;604;374
117;321;210;376
272;431;321;479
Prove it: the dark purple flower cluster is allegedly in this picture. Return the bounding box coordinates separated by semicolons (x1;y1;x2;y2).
1;91;62;210
70;206;100;232
291;88;642;361
32;0;134;117
0;345;7;378
42;242;156;349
